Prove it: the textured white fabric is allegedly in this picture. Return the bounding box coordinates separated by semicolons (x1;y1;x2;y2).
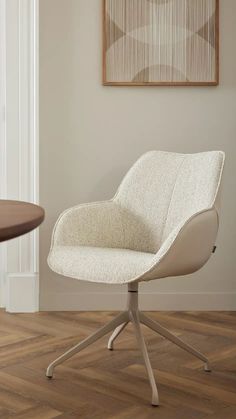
48;246;154;284
52;201;125;248
48;150;225;284
115;151;224;251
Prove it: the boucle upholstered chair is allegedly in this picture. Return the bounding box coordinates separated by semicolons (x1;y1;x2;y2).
46;150;225;406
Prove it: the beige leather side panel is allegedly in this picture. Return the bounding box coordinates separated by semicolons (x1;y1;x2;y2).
142;209;219;281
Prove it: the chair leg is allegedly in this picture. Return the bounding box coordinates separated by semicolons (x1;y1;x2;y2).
46;311;129;378
130;310;159;406
108;322;129;350
139;313;211;372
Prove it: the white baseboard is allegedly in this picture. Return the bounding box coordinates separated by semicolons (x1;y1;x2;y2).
6;273;39;313
40;291;236;311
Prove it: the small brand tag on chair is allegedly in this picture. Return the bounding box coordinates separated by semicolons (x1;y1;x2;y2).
212;245;217;253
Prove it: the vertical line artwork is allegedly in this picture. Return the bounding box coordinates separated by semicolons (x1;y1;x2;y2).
103;0;219;86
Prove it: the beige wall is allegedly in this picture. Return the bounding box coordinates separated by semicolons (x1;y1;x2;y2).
39;0;236;310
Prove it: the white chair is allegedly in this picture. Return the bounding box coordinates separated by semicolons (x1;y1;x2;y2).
46;150;225;406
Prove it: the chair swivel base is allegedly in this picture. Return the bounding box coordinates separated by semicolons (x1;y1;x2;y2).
46;283;211;406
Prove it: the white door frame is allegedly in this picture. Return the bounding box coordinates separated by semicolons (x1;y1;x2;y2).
1;0;39;312
0;0;7;308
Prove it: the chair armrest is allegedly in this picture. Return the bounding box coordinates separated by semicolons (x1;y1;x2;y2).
139;208;219;282
51;200;125;248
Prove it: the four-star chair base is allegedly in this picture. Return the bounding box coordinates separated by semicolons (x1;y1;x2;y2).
46;282;211;406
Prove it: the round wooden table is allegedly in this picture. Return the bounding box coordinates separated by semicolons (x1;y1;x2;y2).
0;200;45;242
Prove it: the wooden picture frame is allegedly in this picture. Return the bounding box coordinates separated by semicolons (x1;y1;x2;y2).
103;0;219;86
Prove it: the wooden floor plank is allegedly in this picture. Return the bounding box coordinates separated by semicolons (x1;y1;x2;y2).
0;310;235;418
4;405;62;419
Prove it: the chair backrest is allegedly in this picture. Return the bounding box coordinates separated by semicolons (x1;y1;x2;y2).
114;151;225;253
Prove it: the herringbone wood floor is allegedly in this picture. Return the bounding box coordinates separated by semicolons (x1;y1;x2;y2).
0;310;235;418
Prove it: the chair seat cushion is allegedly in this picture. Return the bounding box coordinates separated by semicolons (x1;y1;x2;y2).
48;245;155;284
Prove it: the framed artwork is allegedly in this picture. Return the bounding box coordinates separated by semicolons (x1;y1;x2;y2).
103;0;219;86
